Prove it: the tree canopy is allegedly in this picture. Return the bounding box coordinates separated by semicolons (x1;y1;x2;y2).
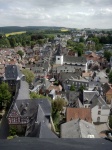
52;97;66;115
108;71;112;83
17;50;24;59
109;116;112;129
70;85;76;91
104;51;112;62
22;69;35;84
67;40;84;56
0;82;11;108
30;92;45;99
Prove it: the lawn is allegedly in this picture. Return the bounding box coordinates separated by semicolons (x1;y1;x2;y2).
5;31;26;37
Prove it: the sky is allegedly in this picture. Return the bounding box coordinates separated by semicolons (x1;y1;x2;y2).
0;0;112;29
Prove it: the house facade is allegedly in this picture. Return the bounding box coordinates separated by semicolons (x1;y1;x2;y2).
102;83;112;104
83;90;110;123
7;98;52;135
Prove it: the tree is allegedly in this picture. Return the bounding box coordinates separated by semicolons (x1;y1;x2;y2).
78;85;86;93
108;71;112;83
104;51;112;62
48;35;54;42
106;68;110;74
30;92;45;99
77;48;83;56
52;98;66;115
79;37;84;42
17;50;24;59
70;85;76;91
9;126;17;136
109;116;112;129
8;37;16;47
0;82;11;108
52;98;66;132
22;69;35;84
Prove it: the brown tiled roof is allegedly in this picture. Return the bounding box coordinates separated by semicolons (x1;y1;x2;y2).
102;83;111;94
106;88;112;94
66;107;92;123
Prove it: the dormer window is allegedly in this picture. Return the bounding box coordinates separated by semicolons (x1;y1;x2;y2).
99;106;101;109
98;110;101;115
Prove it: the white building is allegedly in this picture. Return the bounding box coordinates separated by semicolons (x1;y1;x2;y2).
83;90;110;123
56;55;63;65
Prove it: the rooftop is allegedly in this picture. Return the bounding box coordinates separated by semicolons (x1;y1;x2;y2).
0;138;111;150
66;107;92;123
61;119;99;138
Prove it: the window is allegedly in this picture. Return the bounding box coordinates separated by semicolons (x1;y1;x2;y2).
99;106;101;109
97;117;100;122
98;111;101;115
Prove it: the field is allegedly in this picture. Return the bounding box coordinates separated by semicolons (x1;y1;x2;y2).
61;28;69;32
5;31;26;37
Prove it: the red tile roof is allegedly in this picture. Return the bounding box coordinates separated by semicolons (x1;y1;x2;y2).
66;107;92;123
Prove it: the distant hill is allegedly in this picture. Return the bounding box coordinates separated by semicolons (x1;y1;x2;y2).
0;26;66;34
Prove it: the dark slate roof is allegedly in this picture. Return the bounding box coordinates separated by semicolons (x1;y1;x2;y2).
8;98;51;118
1;138;112;150
25;105;46;137
36;122;58;138
61;119;99;138
56;43;62;56
90;95;109;109
36;104;46;123
83;90;99;104
66;91;79;103
15;99;38;117
53;65;85;73
5;65;23;80
37;99;51;116
59;72;82;81
63;56;86;64
16;80;30;100
43;78;52;90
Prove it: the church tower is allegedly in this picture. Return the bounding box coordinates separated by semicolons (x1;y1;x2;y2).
56;43;63;65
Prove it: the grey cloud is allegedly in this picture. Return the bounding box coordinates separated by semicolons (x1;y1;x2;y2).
0;0;112;28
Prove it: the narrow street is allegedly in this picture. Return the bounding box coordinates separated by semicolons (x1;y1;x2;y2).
0;112;9;139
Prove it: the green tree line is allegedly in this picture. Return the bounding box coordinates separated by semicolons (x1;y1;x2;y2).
0;32;55;48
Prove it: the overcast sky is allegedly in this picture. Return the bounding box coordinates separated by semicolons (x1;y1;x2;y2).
0;0;112;28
